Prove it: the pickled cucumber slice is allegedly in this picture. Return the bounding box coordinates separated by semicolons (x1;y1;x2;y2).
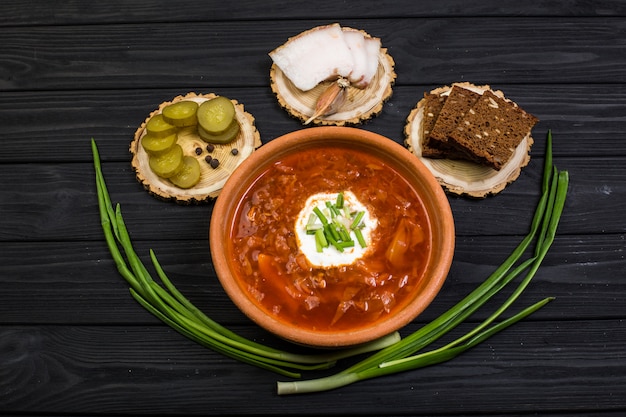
146;114;177;138
162;100;198;127
197;96;236;135
141;132;177;156
169;156;201;189
148;144;184;178
198;119;240;144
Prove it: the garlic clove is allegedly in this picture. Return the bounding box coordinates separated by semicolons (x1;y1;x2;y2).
304;78;349;125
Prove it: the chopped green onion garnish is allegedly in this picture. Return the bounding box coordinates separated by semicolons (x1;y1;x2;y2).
326;231;343;252
336;192;344;209
313;207;328;226
351;211;365;230
306;213;323;233
325;223;341;242
337;240;355;249
326;201;340;217
337;222;351;242
315;228;328;252
308;193;369;253
354;228;367;248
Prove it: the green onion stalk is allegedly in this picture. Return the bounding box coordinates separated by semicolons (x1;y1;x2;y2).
91;139;401;379
277;130;569;394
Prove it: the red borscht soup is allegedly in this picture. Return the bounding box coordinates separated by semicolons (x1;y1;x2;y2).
228;145;432;332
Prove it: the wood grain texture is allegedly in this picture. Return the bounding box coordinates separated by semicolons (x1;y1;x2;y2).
2;0;626;27
1;233;625;325
0;155;624;242
1;84;626;163
1;320;625;414
0;1;625;415
0;18;625;91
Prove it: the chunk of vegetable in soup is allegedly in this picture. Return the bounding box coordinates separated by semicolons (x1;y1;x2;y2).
229;146;431;332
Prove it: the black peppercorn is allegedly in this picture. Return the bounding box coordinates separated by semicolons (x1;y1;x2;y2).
231;148;239;155
210;158;220;169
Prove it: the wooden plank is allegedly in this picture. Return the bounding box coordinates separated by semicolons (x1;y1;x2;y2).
1;84;625;164
2;0;626;27
0;154;623;242
0;3;624;416
1;319;625;414
1;233;624;324
1;18;626;91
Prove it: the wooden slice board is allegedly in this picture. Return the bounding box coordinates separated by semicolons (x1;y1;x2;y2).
404;83;534;198
270;28;396;126
130;92;262;203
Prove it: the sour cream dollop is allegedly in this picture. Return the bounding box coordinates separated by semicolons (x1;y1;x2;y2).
294;191;377;268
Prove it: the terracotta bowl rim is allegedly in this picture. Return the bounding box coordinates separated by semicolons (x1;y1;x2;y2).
210;126;455;348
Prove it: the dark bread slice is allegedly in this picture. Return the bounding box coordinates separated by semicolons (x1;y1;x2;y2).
447;90;539;171
420;92;447;158
426;85;481;153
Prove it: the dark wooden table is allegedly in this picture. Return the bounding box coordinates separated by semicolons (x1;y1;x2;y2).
2;1;626;415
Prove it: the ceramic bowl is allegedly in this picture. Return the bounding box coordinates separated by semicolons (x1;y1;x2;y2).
210;126;455;348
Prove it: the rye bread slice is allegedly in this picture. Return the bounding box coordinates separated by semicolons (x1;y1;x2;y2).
447;90;539;171
419;92;447;158
426;85;481;153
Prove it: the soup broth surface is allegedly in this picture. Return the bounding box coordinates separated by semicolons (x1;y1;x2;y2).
229;145;431;331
